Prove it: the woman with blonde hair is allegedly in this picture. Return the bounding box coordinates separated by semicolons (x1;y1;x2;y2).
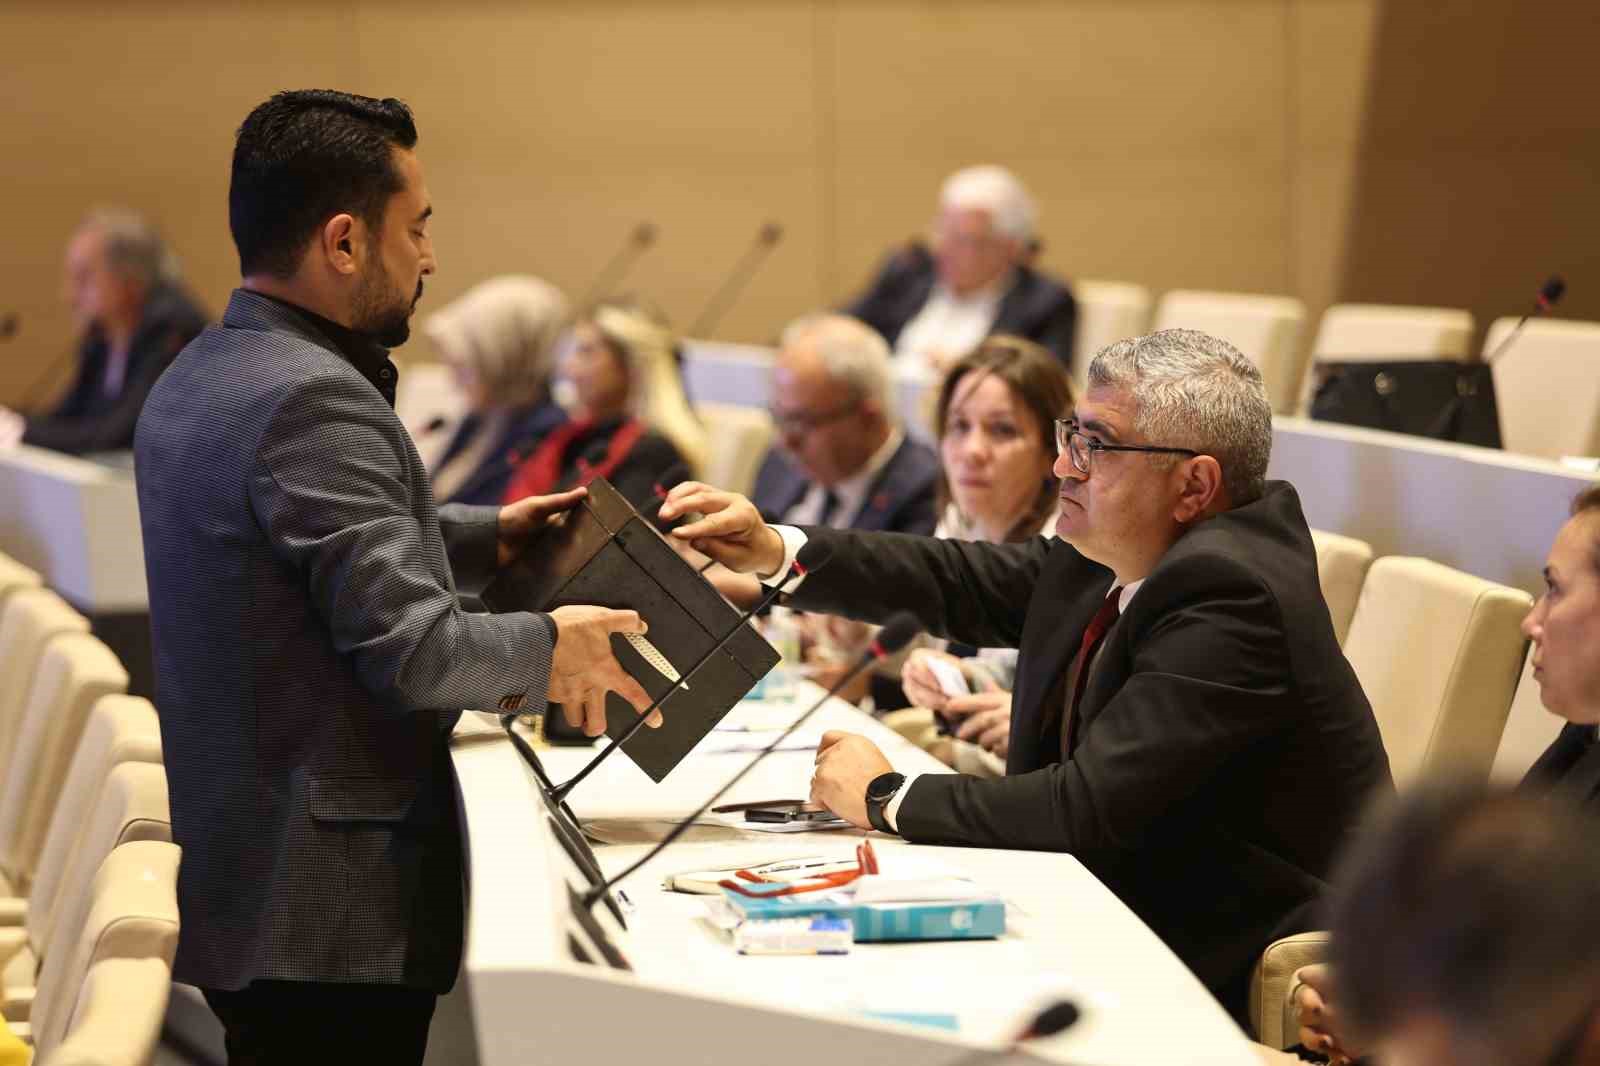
502;298;706;508
421;275;569;506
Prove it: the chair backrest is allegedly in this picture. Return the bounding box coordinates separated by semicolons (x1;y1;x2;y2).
29;705;165;957
1489;647;1567;784
695;403;775;498
30;839;180;1058
44;955;173;1066
1309;529;1374;646
0;553;41;602
1342;556;1530;786
0;634;128;892
1488;317;1600;460
1152;290;1307;414
1310;303;1475;363
0;588;89;767
1069;280;1152;391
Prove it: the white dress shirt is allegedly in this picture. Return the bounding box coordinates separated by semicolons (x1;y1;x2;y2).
892;275;1010;380
779;427;905;529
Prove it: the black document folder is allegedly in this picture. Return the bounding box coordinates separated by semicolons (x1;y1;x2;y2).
481;478;780;782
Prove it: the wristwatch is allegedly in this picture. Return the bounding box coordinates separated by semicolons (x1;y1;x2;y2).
864;772;907;834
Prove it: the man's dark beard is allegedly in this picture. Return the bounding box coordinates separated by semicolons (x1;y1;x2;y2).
353;268;422;349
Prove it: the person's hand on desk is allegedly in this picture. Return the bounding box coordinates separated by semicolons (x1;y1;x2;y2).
810;730;893;829
496;486;589;567
1293;964;1362;1065
547;605;658;737
0;407;23;449
658;482;786;578
949;691;1011;759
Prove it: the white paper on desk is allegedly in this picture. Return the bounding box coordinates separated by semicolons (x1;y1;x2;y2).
693;729;825;755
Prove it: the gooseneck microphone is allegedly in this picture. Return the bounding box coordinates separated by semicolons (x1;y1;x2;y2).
0;313;18;341
1485;274;1567;364
547;538;835;804
685;222;784;339
580;610;922;910
577;221;658;310
943;999;1083;1065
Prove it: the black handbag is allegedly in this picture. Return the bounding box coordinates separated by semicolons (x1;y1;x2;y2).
1309;360;1502;448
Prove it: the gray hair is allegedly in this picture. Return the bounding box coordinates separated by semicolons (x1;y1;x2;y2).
939;165;1037;244
80;208;181;287
778;313;894;420
1086;328;1273;504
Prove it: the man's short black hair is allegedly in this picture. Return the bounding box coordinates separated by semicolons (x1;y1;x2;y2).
229;90;418;279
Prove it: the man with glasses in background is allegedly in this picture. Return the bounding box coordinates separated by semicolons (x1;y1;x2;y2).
750;312;939;536
661;328;1392;1030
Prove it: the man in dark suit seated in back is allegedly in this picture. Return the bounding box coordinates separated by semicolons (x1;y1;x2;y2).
661;328;1393;1029
842;165;1077;374
0;209;206;455
752;312;939;537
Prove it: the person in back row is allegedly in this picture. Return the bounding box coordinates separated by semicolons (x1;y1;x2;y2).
843;164;1077;376
421;275;570;506
661;327;1393;1027
0;209;206;454
501;298;705;509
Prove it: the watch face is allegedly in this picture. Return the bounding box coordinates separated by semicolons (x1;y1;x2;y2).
867;772;905;803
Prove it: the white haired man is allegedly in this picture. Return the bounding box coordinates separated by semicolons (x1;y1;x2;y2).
661;328;1392;1029
0;209;207;454
843;164;1077;375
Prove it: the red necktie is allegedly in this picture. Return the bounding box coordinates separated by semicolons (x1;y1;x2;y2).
1062;586;1122;758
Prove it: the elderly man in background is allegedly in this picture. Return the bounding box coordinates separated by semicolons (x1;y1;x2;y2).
0;209;206;454
751;312;939;536
663;328;1392;1027
844;164;1077;375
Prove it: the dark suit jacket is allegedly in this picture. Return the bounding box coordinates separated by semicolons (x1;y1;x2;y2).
1524;725;1600;811
750;436;940;536
787;482;1393;1026
432;403;567;507
24;282;207;454
843;242;1078;369
134;289;557;993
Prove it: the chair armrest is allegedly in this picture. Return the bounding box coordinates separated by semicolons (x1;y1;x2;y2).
1249;930;1330;1047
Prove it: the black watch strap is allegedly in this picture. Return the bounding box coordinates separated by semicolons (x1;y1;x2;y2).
865;772;907;834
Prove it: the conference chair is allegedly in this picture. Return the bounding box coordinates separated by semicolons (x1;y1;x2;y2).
1309;529;1374;647
1251;556;1530;1045
1487;317;1600;460
1298;304;1475;412
11;840;180;1060
0;588;89;764
0;554;40;603
1152;290;1306;414
1069;280;1152;391
0;762;168;1029
1488;647;1565;785
0;696;163;934
0;634;128;900
695;402;775;498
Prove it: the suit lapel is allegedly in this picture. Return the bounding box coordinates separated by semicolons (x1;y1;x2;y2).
1559;735;1600;812
854;441;907;531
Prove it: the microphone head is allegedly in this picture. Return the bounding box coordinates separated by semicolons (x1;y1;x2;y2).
1024;1000;1081;1039
758;222;784;246
793;538;836;576
633;221;658;247
871;612;922;658
1540;275;1567;307
0;312;17;340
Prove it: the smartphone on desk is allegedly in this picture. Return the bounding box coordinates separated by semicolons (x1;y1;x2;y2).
741;802;844;824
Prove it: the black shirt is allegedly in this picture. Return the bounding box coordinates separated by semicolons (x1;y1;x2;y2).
254;292;399;407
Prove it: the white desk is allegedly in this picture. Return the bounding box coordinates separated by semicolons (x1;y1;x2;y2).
432;688;1254;1065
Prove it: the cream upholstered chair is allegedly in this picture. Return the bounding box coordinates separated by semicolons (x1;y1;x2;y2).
1489;647;1566;784
1069;280;1152;391
0;762;169;1029
0;695;163;933
695;403;775;498
1487;317;1600;460
1309;530;1374;646
12;839;180;1058
1152;291;1306;414
0;554;41;603
39;956;173;1066
1299;304;1475;413
0;588;89;765
0;634;128;900
1252;557;1531;1045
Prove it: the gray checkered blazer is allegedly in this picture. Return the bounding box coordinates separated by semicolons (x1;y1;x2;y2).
134;289;553;993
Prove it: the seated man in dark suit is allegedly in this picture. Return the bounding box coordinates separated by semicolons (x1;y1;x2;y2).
0;209;206;455
842;165;1076;374
752;312;938;536
662;328;1393;1028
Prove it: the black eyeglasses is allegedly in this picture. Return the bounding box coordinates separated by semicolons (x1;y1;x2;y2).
1054;418;1200;475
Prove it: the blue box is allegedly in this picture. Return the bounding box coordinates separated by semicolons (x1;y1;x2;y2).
721;887;1005;942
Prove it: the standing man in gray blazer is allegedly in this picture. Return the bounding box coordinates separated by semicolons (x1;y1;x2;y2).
135;90;656;1064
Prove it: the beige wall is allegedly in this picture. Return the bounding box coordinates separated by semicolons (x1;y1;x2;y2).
3;0;1597;408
